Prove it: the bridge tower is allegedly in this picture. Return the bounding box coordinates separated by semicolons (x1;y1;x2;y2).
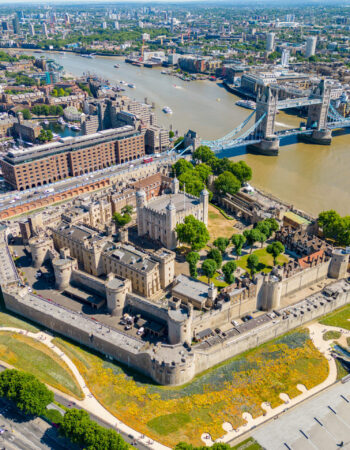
304;80;332;145
249;85;280;155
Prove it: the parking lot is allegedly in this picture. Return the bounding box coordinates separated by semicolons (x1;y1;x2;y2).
252;381;350;450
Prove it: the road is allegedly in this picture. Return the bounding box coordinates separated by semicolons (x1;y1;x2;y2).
0;398;70;450
0;364;151;449
0;150;181;213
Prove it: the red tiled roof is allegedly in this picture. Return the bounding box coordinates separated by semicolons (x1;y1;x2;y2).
298;250;325;269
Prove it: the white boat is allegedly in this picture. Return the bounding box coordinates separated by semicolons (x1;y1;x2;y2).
235;100;256;110
114;64;120;68
128;83;136;89
163;106;173;114
120;80;127;85
71;125;81;131
43;120;49;125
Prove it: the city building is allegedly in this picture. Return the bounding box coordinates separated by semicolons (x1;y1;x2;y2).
266;32;275;52
136;178;209;249
0;126;145;190
281;49;290;67
305;36;317;58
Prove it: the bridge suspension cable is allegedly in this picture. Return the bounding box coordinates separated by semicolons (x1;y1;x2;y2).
201;110;256;146
208;112;266;152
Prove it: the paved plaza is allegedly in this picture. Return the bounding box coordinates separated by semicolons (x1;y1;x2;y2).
252;381;350;450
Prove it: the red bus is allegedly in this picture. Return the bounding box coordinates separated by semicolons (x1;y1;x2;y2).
143;157;153;164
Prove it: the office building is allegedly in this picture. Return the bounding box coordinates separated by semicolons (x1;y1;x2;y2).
29;23;35;36
0;127;144;190
42;23;48;38
281;49;290;67
305;36;317;58
1;21;8;32
266;32;275;52
12;17;20;34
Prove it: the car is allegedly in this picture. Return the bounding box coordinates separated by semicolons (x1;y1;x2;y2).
136;327;144;336
125;325;132;331
0;429;5;434
28;287;32;293
9;199;15;204
231;320;239;327
214;328;221;334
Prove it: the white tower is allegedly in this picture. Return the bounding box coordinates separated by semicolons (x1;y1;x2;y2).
266;32;275;52
200;189;209;227
305;36;317;58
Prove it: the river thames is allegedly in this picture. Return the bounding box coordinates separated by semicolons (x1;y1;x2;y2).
22;51;350;216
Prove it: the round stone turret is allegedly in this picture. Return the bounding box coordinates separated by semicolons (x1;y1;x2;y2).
29;236;53;268
136;189;146;208
105;276;131;316
328;249;349;279
52;257;77;290
172;177;179;194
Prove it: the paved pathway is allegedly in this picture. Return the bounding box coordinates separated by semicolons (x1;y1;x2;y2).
0;327;169;450
203;322;341;446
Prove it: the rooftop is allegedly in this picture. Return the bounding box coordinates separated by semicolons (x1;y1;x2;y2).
172;274;211;306
284;211;311;226
146;192;200;214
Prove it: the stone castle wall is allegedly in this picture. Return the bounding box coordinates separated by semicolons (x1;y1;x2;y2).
193;286;350;375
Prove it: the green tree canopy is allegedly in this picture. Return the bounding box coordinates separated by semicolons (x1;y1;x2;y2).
178;170;205;197
247;254;259;278
186;251;200;277
172;158;193;177
243;229;262;252
231;233;246;256
207;248;222;268
192;145;215;163
318;210;350;246
201;258;217;282
121;204;133;215
113;212;131;229
222;261;237;284
21;108;32;120
176;215;210;251
0;369;53;416
214;171;241;196
213;237;230;255
266;241;285;265
194;163;213;183
60;408;128;450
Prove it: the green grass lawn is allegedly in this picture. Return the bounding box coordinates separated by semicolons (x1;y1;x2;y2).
52;329;328;447
322;330;342;341
236;248;289;274
198;271;228;287
0;331;83;399
0;310;41;333
319;304;350;330
232;437;263;450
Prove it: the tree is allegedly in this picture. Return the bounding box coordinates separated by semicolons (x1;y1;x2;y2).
222;261;237;284
213;237;230;255
0;369;53;416
175;215;210;251
247;254;259;279
256;221;272;239
112;212;131;229
172;159;193;177
192;145;215;163
60;408;128;450
264;218;279;235
266;241;285;265
229;161;252;183
231;234;246;256
38;129;53;143
186;251;200;277
21;108;31;120
194;163;213;183
207;248;222;268
243;229;262;253
201;259;217;283
169;130;175;138
256;230;267;248
214;171;241;196
121;204;133;215
178;170;205;197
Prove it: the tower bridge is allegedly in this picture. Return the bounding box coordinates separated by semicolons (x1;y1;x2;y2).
201;80;350;156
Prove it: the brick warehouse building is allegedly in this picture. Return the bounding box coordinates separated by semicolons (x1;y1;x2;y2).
0;126;145;190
